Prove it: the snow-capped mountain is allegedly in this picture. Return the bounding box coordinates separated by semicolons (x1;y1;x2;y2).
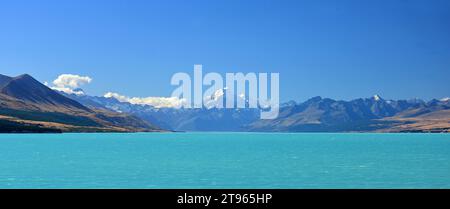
63;91;450;133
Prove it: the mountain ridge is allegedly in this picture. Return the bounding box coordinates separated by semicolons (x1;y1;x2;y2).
2;73;447;133
0;73;163;133
64;91;450;133
0;74;91;112
247;96;449;132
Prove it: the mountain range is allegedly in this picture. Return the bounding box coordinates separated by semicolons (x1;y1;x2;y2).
247;96;450;132
62;93;260;131
1;73;449;133
0;74;161;133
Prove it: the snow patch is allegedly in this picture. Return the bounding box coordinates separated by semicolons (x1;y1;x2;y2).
373;94;381;101
440;97;450;102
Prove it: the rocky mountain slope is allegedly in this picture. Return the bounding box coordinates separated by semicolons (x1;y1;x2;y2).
247;96;449;133
66;91;450;133
12;72;444;133
63;93;260;131
0;74;162;133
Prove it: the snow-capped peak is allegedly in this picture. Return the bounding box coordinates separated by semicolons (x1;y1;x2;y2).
212;88;225;101
440;97;450;102
373;94;382;101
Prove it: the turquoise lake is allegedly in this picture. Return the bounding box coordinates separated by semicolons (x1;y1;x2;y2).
0;132;449;188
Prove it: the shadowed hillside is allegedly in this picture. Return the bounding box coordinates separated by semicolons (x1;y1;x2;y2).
0;74;163;133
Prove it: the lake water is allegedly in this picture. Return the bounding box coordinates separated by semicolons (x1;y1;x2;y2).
0;132;449;188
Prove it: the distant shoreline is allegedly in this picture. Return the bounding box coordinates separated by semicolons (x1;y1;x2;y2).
1;130;448;134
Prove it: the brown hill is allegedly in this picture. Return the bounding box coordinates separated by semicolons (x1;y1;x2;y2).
0;73;162;133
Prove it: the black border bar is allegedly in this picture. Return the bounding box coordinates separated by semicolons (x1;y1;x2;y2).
1;189;449;208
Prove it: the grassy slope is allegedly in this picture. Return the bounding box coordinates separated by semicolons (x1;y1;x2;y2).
0;118;62;133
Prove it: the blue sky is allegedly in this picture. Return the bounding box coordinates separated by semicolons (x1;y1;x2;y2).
0;0;449;102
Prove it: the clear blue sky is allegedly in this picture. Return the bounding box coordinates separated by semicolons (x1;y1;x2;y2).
1;0;449;101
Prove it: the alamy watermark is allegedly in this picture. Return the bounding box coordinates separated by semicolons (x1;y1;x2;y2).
170;65;279;119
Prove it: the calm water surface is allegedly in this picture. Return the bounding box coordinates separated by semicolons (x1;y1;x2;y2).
0;133;449;188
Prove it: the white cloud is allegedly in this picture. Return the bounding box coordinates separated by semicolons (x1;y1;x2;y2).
51;86;85;95
50;74;92;95
440;97;450;102
103;92;130;102
49;74;186;108
104;92;187;108
53;74;92;89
